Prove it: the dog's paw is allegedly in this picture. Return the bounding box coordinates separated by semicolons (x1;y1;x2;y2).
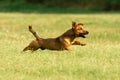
81;43;86;46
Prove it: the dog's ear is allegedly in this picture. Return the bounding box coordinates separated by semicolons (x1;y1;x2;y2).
78;23;84;26
72;22;77;30
72;21;76;27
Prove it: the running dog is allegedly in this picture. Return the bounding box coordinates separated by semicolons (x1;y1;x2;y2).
23;22;89;51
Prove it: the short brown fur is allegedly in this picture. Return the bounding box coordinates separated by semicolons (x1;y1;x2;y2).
23;22;89;51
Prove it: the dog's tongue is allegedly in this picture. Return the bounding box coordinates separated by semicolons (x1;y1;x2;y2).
81;35;86;38
79;33;86;38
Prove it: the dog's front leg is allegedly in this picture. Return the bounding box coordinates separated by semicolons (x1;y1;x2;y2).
72;40;86;46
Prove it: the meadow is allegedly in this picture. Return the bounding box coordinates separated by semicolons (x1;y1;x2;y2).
0;3;120;80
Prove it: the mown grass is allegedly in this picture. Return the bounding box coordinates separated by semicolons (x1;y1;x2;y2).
0;3;120;80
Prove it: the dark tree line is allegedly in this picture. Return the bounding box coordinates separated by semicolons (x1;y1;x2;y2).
25;0;43;3
25;0;120;11
1;0;120;11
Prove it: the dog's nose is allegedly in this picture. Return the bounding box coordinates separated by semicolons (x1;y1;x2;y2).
86;31;89;34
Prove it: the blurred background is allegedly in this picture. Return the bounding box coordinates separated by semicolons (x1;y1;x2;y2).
0;0;120;13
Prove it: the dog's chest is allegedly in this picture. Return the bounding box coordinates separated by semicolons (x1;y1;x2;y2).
64;38;71;45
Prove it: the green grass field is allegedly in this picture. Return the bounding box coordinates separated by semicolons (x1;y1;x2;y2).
0;3;120;80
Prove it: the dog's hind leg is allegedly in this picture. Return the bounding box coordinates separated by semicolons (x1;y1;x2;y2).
23;45;39;52
23;46;31;51
23;40;40;52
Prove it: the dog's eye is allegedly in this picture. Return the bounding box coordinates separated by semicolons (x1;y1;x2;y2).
79;28;82;30
77;28;81;31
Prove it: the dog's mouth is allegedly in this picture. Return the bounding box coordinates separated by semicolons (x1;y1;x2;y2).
80;34;86;38
79;31;89;38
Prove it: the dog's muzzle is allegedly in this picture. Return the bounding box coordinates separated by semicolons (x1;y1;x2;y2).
79;31;89;38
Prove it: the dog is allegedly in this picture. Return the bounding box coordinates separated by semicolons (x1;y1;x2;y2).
23;22;89;51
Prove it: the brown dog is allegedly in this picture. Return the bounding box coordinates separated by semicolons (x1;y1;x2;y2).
23;22;89;51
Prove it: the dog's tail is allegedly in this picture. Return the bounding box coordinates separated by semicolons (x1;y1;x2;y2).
29;25;41;40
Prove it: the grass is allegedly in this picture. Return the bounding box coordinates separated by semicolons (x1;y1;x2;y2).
0;3;120;80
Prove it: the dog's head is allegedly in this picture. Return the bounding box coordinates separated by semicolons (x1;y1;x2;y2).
72;22;89;38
